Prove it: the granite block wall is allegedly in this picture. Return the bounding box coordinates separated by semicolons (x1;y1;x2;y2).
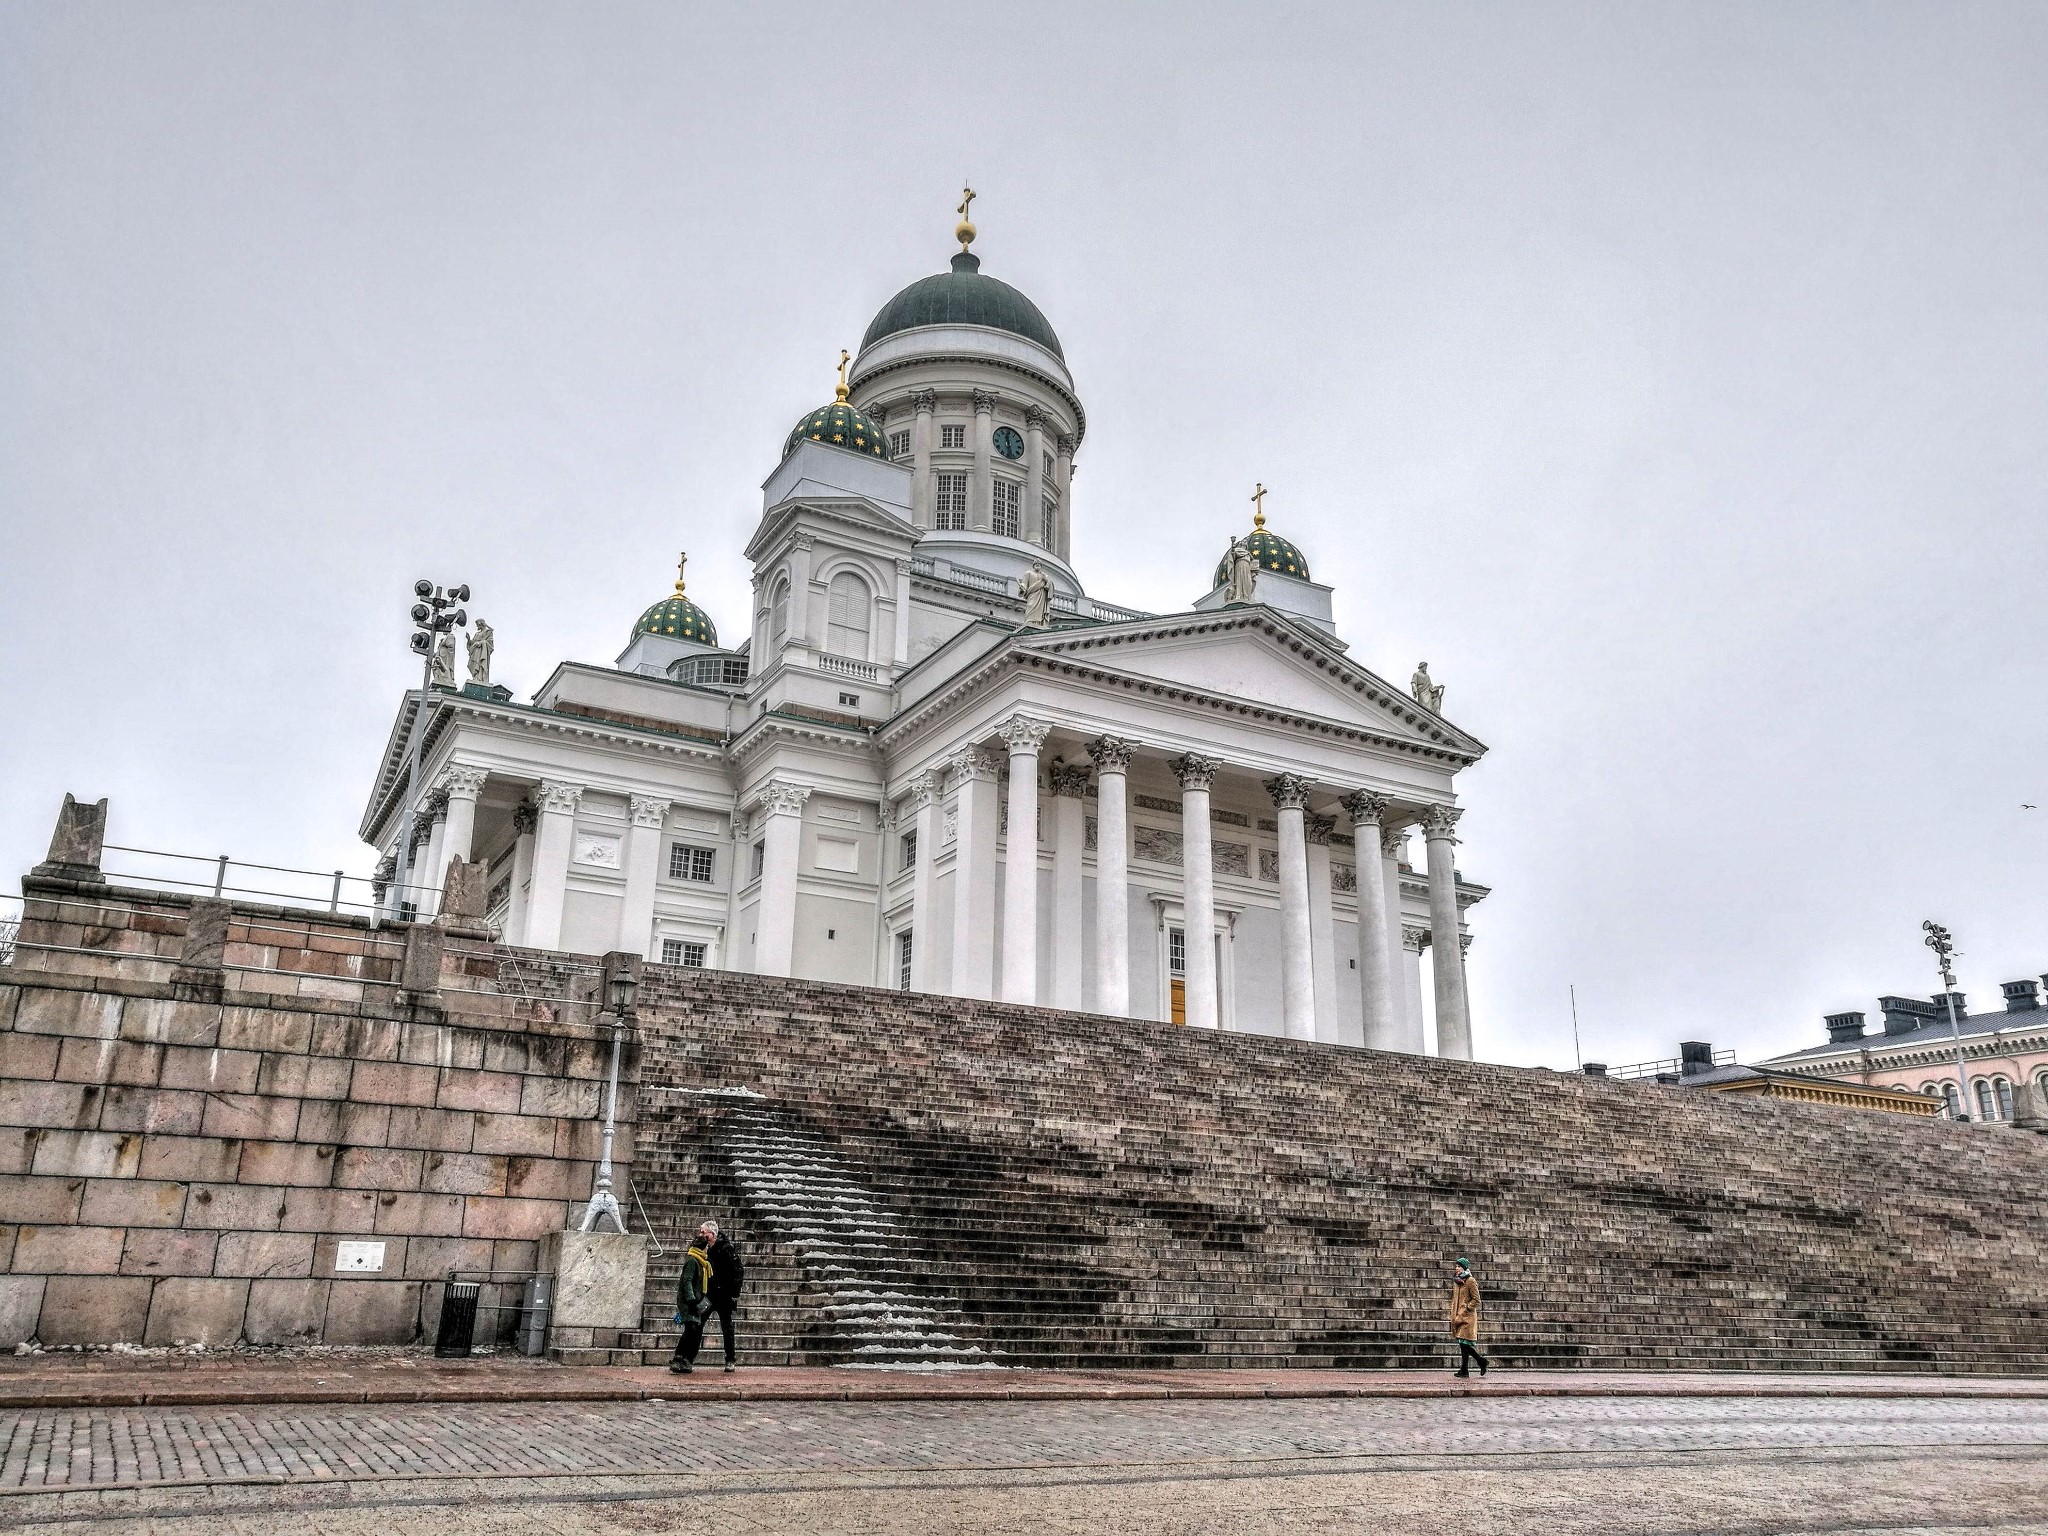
0;879;634;1348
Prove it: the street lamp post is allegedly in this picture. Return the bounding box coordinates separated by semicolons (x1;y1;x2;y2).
395;580;468;920
578;951;641;1235
1922;920;1974;1122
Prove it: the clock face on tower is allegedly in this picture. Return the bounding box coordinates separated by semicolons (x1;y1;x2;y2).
992;426;1025;460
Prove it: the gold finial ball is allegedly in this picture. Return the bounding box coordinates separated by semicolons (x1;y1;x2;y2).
955;219;977;249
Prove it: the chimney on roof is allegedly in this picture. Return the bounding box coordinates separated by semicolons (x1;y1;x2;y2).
1581;1062;1607;1077
2002;979;2040;1014
1825;1011;1866;1043
1679;1040;1714;1076
1934;991;1967;1019
1879;995;1940;1035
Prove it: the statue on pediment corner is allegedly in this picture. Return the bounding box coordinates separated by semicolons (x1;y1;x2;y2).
1411;661;1444;713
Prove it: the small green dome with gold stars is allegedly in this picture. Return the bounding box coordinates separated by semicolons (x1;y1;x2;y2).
1214;487;1311;587
634;554;718;646
783;352;886;461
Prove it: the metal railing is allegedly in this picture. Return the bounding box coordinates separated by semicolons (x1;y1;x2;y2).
95;843;427;917
1606;1049;1737;1081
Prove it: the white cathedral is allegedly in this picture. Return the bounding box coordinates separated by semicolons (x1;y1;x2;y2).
360;201;1490;1057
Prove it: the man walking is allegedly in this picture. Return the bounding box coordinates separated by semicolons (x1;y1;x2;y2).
1450;1257;1489;1378
667;1229;713;1374
701;1220;745;1373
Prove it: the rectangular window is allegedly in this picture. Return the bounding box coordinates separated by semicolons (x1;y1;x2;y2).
838;691;860;707
1042;450;1055;479
889;429;911;459
667;843;715;883
1042;497;1058;546
993;479;1020;539
897;929;914;990
940;423;966;449
901;829;918;871
1168;927;1187;977
750;841;765;881
935;472;968;531
662;938;707;968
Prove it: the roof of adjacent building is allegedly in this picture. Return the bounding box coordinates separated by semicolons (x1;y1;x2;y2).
862;251;1065;360
1761;1007;2047;1064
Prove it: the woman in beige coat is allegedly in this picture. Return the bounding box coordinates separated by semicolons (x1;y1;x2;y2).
1450;1258;1489;1378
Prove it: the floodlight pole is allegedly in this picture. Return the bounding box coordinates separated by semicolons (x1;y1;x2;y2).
1923;921;1974;1121
394;581;467;920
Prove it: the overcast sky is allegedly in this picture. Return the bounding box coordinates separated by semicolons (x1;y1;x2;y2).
4;2;2044;1070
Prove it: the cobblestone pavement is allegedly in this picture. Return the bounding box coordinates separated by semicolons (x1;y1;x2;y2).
3;1395;2046;1533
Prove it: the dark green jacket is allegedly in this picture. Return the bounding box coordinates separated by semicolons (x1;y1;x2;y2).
675;1243;712;1315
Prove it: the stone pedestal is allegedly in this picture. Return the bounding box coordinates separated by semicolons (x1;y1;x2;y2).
540;1229;649;1362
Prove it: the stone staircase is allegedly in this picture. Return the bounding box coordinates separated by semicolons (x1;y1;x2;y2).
603;972;2048;1375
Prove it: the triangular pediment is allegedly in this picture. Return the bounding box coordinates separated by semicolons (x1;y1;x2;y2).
1022;610;1484;759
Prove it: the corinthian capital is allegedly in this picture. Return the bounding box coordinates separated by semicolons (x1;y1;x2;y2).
757;779;812;818
536;780;583;816
1047;760;1091;799
1023;405;1047;431
1304;812;1335;846
1264;773;1311;811
1055;434;1077;458
512;801;539;835
1340;789;1389;828
439;765;489;802
971;389;996;415
1422;804;1463;841
997;714;1051;755
1087;735;1134;774
912;388;936;413
628;795;670;829
1379;823;1409;860
904;770;939;810
1402;924;1432;954
1170;753;1219;792
950;746;998;784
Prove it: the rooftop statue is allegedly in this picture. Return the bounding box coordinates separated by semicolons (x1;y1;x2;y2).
1411;661;1445;714
466;619;494;686
1019;562;1052;629
431;630;457;689
1224;538;1256;604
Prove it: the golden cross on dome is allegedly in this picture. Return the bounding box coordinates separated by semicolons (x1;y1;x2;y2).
835;348;850;402
955;185;978;251
958;185;976;223
1251;482;1268;529
674;551;687;596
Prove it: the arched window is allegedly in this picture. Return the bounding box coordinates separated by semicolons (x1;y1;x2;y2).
2036;1069;2048;1098
825;571;871;659
1940;1081;1962;1119
1994;1076;2014;1121
1974;1078;1997;1122
770;576;790;645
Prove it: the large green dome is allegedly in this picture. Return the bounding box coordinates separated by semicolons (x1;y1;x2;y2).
862;252;1064;360
784;397;888;460
634;589;717;646
1214;526;1311;587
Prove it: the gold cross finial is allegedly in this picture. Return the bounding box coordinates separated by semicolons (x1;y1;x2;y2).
1251;483;1268;529
834;348;850;402
955;185;978;251
674;551;687;596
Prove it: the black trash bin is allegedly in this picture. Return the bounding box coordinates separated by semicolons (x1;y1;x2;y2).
435;1281;481;1358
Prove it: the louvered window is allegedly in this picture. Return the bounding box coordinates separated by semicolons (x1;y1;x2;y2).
825;571;871;659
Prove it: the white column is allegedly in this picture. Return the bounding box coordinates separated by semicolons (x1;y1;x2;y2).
949;747;1000;999
1054;434;1076;562
970;390;995;531
1088;736;1133;1016
1048;758;1088;1009
619;794;669;958
906;772;940;992
1024;409;1047;547
892;557;913;666
1383;824;1425;1052
1266;774;1316;1042
417;790;448;917
505;802;537;946
911;389;934;529
788;534;815;652
523;780;582;951
1424;804;1471;1059
1305;812;1339;1043
1172;754;1221;1029
438;767;487;876
1401;924;1430;1048
997;716;1049;1004
754;780;810;977
1342;792;1400;1051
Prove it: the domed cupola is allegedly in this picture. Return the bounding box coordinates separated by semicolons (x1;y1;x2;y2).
783;351;888;461
860;190;1064;360
1214;485;1311;587
633;553;718;647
